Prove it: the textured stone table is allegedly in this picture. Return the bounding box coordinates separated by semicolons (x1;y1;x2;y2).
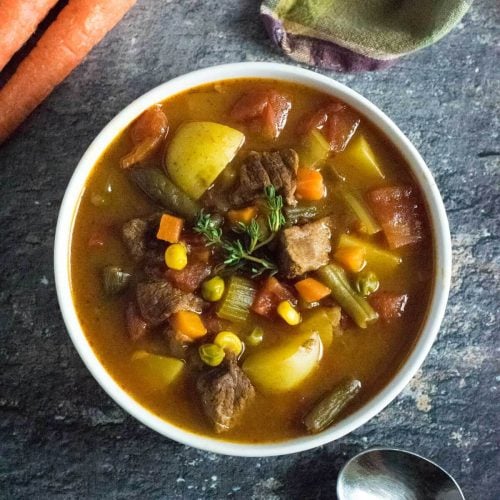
1;1;498;498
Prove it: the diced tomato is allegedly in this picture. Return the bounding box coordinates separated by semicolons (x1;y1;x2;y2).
298;101;344;135
366;185;425;249
324;107;360;152
298;101;360;152
166;262;212;293
230;90;291;139
88;228;107;248
369;292;408;322
125;303;148;341
252;276;296;318
181;232;212;263
130;104;169;144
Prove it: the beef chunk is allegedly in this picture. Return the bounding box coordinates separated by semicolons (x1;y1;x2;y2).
231;149;299;207
197;354;255;433
122;214;164;264
166;262;212;293
279;217;332;278
136;279;205;326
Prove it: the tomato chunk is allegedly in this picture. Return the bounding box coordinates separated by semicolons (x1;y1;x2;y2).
369;292;408;322
166;262;212;293
131;104;169;144
299;101;360;152
366;185;425;249
252;276;296;318
230;90;291;139
126;302;148;341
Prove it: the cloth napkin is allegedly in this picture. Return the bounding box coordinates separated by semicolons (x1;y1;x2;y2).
261;0;472;72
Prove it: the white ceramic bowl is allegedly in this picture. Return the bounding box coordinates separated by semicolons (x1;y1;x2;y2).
54;62;452;457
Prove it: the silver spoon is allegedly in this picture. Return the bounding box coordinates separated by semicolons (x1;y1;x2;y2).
337;447;465;500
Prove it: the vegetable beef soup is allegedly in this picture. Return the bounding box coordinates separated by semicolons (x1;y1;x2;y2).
70;79;433;442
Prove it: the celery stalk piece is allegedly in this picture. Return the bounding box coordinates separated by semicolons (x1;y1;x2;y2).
339;189;381;235
216;276;256;322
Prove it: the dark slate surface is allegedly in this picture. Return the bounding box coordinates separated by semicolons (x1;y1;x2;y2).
0;1;498;498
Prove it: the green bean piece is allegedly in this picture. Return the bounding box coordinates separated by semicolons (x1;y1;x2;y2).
129;167;200;220
284;205;319;225
199;343;225;367
216;276;256;322
316;263;378;328
102;266;131;296
355;271;380;296
246;326;264;346
304;378;362;433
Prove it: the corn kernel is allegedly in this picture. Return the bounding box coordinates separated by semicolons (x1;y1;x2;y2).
277;301;302;326
214;331;243;356
165;243;187;270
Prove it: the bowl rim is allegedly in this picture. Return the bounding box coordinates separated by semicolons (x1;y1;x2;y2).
54;61;452;457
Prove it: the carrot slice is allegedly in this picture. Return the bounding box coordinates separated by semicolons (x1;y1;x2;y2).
171;311;207;340
227;206;258;225
296;168;325;201
0;0;137;143
0;0;59;72
334;246;367;273
294;278;331;303
157;214;184;243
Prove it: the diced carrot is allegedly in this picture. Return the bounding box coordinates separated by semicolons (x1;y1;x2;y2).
0;0;137;143
157;214;184;243
366;185;425;249
334;246;367;273
230;89;291;139
294;278;331;303
252;276;296;318
227;206;258;225
0;0;59;72
296;168;325;201
369;292;408;322
170;311;207;339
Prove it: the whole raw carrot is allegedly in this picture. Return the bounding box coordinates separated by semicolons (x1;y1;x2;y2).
0;0;59;72
0;0;137;143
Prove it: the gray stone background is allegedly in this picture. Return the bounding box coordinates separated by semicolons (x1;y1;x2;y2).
0;0;498;498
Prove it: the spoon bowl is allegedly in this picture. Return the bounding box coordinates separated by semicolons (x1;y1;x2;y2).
337;447;464;500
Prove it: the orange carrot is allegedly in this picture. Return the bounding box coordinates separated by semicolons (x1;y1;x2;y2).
0;0;137;143
157;214;184;243
334;246;366;273
0;0;59;72
294;278;331;303
296;168;325;201
227;206;258;225
171;311;207;340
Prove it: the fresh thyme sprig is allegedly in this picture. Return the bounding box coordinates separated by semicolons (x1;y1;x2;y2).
193;186;286;276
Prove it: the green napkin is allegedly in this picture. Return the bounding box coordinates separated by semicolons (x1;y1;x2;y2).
261;0;472;71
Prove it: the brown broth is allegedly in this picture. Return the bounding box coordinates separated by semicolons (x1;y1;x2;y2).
70;79;434;443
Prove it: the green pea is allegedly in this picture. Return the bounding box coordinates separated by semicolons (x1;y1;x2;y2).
246;326;264;347
355;271;379;297
201;276;225;302
199;343;225;367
